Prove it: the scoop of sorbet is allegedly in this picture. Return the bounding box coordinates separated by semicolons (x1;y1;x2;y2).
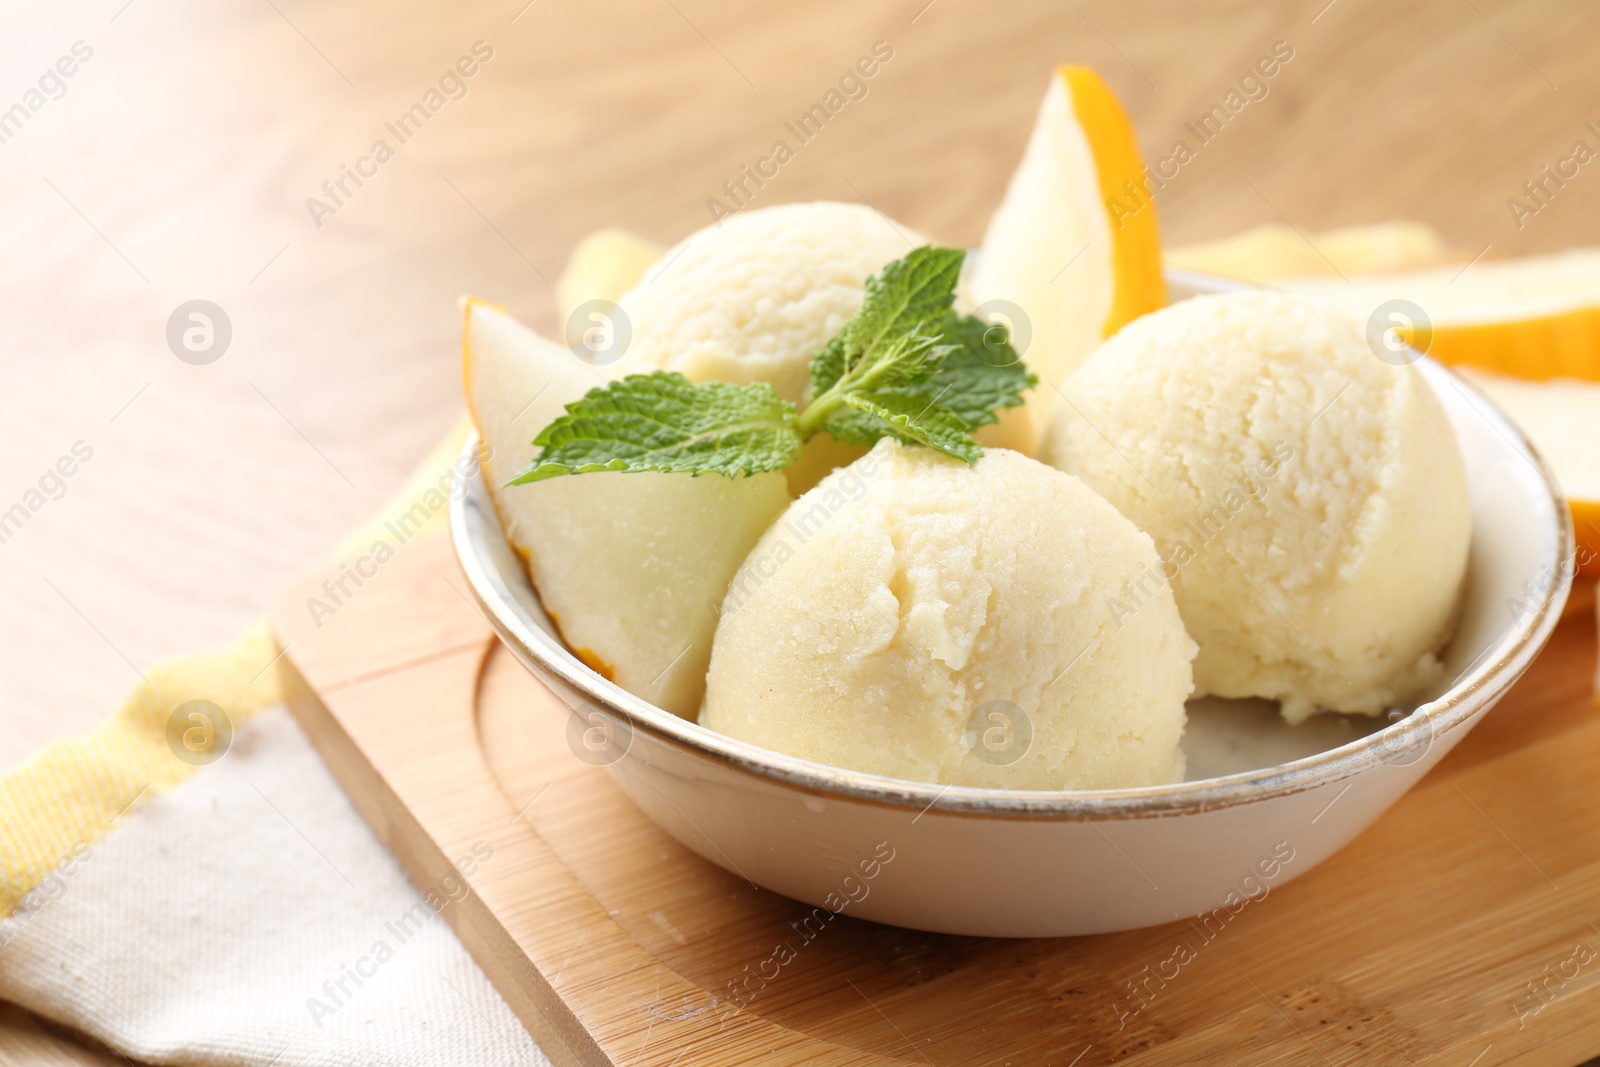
699;442;1196;790
1041;291;1471;723
614;201;928;493
615;201;924;404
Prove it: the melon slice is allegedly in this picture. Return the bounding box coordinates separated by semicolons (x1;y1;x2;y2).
1167;221;1448;282
555;228;664;326
462;297;789;717
1283;251;1600;382
969;64;1167;432
1458;368;1600;577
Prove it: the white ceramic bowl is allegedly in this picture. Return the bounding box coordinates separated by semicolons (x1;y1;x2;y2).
451;271;1573;937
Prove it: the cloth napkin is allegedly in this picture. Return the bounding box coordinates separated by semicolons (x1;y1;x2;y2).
0;424;547;1067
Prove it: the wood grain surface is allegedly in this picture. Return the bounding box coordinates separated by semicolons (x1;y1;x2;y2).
271;528;1600;1066
7;0;1600;1059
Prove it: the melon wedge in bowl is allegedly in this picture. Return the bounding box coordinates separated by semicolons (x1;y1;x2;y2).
967;64;1166;437
461;297;788;718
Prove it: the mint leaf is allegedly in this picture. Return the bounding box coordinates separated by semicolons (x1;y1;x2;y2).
907;313;1035;430
806;246;966;407
805;286;1033;463
817;314;1033;442
508;371;802;483
834;391;982;465
808;335;847;402
840;245;965;365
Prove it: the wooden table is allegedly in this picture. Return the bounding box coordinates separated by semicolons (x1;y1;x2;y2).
3;0;1597;1060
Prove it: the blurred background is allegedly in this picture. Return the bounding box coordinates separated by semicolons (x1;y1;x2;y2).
1;0;1594;833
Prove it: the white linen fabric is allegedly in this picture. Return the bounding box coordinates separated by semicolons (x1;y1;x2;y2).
0;707;547;1067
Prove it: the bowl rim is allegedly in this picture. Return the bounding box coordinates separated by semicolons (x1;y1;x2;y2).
451;272;1575;822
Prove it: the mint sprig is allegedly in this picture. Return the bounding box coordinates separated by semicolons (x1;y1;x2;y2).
507;373;799;483
509;246;1036;483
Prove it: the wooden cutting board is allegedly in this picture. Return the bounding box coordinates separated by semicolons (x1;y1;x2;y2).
271;527;1600;1066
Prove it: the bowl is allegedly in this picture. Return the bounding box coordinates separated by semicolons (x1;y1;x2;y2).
450;270;1574;937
